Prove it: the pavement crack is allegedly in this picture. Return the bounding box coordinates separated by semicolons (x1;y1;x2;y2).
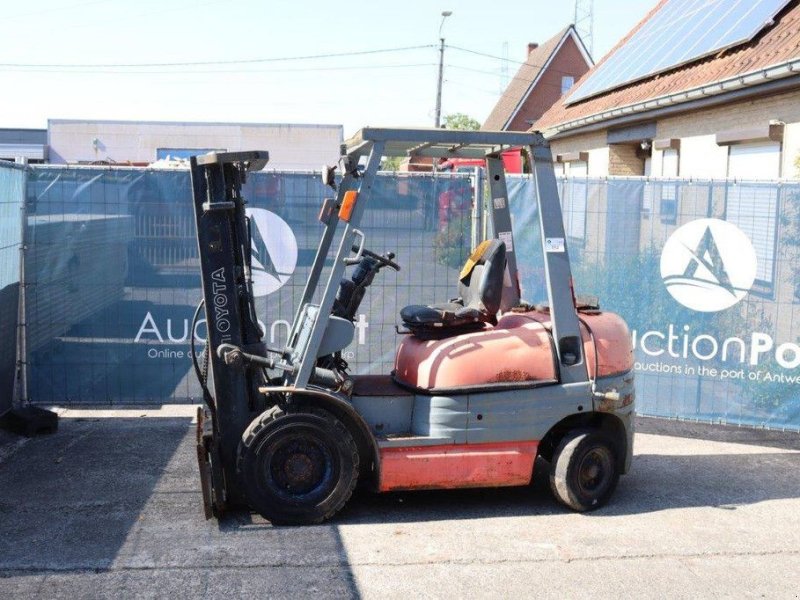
2;548;799;576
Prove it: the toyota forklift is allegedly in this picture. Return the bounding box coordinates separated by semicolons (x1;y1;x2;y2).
190;128;635;525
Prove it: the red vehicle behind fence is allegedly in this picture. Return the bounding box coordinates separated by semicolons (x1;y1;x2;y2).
437;149;523;230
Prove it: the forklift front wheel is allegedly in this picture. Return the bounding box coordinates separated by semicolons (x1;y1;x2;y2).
549;428;620;512
237;406;360;525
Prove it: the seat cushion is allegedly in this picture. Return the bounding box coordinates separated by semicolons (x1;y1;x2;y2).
400;302;463;325
400;302;487;338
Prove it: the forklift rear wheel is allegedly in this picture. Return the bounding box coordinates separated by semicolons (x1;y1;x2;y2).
549;428;620;512
237;406;360;525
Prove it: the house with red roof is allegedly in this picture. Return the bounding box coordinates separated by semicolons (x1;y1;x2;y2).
536;0;800;180
483;26;593;133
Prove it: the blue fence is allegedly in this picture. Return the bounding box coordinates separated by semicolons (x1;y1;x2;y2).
3;165;799;430
0;163;25;415
509;177;800;430
22;166;475;405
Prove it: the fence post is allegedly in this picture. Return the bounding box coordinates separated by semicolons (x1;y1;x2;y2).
471;167;485;248
5;165;58;436
13;175;28;410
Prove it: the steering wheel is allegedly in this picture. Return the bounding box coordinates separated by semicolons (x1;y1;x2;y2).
362;248;401;271
347;245;401;271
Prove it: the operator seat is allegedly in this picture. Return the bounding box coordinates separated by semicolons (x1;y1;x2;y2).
400;239;506;338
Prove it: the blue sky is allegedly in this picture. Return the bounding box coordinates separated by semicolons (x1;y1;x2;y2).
0;0;653;136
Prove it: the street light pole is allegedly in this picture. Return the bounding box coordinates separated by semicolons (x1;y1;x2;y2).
434;10;452;128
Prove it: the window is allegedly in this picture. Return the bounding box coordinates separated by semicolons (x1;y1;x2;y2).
562;163;587;244
727;142;780;180
725;142;781;289
568;160;587;178
562;180;587;243
561;76;575;95
659;148;680;224
661;148;679;177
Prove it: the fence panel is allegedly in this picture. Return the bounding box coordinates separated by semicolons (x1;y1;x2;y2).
22;165;800;431
0;163;25;415
509;176;800;431
24;167;474;404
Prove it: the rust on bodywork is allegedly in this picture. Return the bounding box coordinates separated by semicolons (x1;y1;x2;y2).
490;369;535;383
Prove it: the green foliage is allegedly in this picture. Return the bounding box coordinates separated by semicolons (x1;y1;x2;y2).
780;186;800;301
434;221;471;270
381;156;405;171
443;113;480;131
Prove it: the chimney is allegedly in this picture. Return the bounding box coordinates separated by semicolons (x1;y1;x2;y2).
527;43;539;56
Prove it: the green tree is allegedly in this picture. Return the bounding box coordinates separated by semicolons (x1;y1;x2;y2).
443;113;480;131
381;156;405;171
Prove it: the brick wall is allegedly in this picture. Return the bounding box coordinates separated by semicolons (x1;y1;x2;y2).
608;144;644;176
508;36;591;131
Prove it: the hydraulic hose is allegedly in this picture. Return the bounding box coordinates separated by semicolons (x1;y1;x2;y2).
191;299;216;413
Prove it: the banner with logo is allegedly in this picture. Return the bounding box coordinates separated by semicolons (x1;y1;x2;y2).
0;163;24;415
23;167;475;404
509;177;800;431
14;166;800;431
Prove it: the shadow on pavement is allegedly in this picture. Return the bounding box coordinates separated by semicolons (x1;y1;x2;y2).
0;417;360;598
0;417;190;573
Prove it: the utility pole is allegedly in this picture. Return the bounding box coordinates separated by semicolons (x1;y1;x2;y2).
434;10;452;128
574;0;594;58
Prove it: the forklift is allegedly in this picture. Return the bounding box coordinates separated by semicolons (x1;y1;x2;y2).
190;128;635;525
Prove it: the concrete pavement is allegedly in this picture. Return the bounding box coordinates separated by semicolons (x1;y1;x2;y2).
0;410;798;599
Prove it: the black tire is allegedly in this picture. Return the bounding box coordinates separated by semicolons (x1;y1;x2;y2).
236;406;359;525
549;428;620;512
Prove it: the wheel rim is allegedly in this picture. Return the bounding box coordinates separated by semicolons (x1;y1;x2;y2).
576;445;614;496
267;433;335;499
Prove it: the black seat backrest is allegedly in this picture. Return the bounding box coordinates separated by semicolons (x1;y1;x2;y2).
458;239;506;318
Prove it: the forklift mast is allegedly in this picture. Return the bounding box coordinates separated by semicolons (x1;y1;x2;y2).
190;151;269;511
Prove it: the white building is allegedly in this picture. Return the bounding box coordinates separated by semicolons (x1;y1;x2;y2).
47;119;343;171
537;0;800;181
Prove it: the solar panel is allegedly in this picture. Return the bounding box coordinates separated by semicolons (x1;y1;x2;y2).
567;0;792;105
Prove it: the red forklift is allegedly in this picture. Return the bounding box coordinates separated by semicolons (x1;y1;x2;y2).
190;128;635;525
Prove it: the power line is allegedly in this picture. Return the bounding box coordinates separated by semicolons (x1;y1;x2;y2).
447;64;581;93
446;45;528;65
446;44;590;81
0;40;586;98
0;0;115;21
0;45;436;70
0;63;436;75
